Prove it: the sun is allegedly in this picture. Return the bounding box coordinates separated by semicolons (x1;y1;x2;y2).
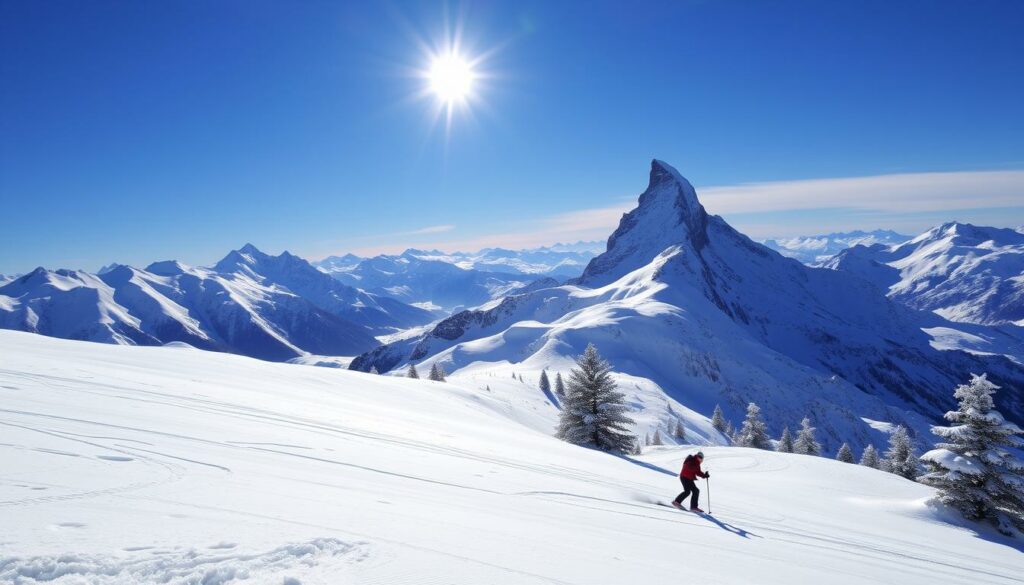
428;52;475;105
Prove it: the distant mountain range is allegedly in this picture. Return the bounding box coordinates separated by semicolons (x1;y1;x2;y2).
353;160;1024;454
824;222;1024;326
0;242;603;361
763;230;912;264
0;244;434;361
313;244;600;313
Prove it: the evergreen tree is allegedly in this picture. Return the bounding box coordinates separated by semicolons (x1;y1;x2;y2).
428;363;446;382
555;373;566;397
860;444;881;468
644;433;652;446
885;425;917;479
555;344;636;452
711;404;728;433
793;417;821;456
919;374;1024;535
729;427;740;445
539;370;551;394
652;429;664;446
632;437;644;456
776;426;794;453
369;366;379;375
836;443;855;463
738;402;772;449
674;420;686;442
407;364;419;379
485;385;491;392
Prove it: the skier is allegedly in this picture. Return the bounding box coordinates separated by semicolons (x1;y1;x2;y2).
672;451;710;512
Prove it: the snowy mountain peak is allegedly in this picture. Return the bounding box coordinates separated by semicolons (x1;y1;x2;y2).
827;221;1024;325
4;267;70;292
213;244;271;273
96;263;140;283
579;159;709;285
97;262;122;275
145;260;190;276
925;221;1024;246
647;159;704;221
238;242;262;255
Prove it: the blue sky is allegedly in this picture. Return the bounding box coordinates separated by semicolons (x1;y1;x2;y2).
2;0;1023;274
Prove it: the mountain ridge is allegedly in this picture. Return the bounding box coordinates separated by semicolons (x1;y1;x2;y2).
0;245;435;361
825;221;1024;326
352;160;1024;453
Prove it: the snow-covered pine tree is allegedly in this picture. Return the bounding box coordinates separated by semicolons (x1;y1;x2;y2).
711;404;727;433
738;402;772;449
485;385;491;392
555;373;566;397
555;344;636;453
793;417;821;456
729;427;740;445
652;429;664;446
539;370;550;394
919;374;1024;535
644;433;651;446
407;364;419;379
632;437;644;456
860;444;880;468
776;426;794;453
674;420;686;442
836;443;854;463
428;363;446;382
884;425;917;479
369;366;379;375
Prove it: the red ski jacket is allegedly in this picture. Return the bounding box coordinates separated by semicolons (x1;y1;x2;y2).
680;455;707;480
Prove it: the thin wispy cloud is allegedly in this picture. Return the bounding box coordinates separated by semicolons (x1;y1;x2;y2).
341;203;632;257
698;170;1024;215
399;224;456;236
325;169;1024;258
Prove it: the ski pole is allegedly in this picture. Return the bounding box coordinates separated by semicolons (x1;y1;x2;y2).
706;475;711;514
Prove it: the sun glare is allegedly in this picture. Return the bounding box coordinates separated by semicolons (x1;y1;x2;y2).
428;53;475;104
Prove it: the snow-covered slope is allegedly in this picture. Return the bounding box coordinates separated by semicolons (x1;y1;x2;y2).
1;331;1020;584
764;230;911;265
316;250;543;314
0;245;434;361
824;223;1024;326
353;161;1024;453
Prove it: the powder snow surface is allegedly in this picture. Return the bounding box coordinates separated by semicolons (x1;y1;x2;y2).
1;330;1021;584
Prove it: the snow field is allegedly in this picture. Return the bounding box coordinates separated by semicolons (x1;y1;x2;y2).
1;330;1021;584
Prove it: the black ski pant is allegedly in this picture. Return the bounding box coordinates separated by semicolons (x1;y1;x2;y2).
673;477;699;508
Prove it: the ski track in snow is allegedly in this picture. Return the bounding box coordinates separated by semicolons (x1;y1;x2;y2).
1;331;1022;584
1;538;365;585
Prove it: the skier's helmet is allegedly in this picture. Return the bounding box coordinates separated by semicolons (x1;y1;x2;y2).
695;451;704;459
